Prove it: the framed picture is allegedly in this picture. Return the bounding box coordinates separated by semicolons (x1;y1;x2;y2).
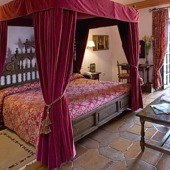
93;35;109;51
90;63;96;73
139;40;145;58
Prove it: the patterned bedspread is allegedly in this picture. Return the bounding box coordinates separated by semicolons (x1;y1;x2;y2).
0;74;131;146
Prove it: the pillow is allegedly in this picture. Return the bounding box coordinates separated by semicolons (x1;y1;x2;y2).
70;73;84;81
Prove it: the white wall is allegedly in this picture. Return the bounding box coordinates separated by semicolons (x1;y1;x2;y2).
81;26;127;82
82;27;116;81
6;26;34;62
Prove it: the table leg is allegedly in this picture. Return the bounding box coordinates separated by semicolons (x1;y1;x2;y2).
146;67;150;83
140;118;145;152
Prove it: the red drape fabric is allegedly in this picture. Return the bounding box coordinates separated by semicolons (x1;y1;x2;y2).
152;9;168;90
33;9;76;169
0;21;7;76
74;21;89;73
118;21;143;110
0;21;7;122
0;0;139;23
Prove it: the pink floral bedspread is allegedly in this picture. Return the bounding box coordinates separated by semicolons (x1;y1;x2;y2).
68;78;131;119
0;76;130;146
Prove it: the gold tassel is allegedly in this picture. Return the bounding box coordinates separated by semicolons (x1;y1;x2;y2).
40;107;52;135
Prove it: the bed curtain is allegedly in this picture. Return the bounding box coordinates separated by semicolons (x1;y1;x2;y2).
0;21;7;77
33;8;76;169
74;22;89;73
118;21;143;110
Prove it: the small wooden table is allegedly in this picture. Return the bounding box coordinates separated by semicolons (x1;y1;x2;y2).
119;63;153;84
136;95;170;154
83;72;101;80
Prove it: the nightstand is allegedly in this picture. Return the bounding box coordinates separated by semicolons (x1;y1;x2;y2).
83;72;101;80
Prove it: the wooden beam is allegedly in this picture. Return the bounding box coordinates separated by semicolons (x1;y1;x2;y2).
128;0;170;9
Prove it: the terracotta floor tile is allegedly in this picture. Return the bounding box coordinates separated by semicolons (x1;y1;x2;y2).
127;124;144;135
156;154;170;170
101;118;124;133
156;125;170;133
119;131;140;142
139;148;163;166
122;111;136;123
78;137;99;149
110;137;132;152
60;161;73;170
126;159;156;170
124;142;141;159
134;118;141;126
99;146;125;161
118;121;134;132
145;127;157;139
88;129;119;147
74;149;111;170
152;131;166;142
104;160;126;170
73;149;98;167
74;144;88;159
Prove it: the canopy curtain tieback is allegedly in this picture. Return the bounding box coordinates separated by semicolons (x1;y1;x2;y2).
40;89;67;135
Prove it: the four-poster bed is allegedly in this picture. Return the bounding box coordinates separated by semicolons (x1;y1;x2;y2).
0;39;131;144
0;0;143;169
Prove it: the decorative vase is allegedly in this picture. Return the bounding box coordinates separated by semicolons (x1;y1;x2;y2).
145;55;149;65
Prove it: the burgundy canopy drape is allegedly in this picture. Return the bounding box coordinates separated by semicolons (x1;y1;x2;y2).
152;9;168;89
74;21;89;73
0;21;7;122
0;21;7;76
33;8;76;169
118;21;143;110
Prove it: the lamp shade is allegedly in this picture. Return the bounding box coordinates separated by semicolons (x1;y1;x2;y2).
87;40;95;47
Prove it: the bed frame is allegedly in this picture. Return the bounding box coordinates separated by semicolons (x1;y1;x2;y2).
0;39;38;89
0;39;131;142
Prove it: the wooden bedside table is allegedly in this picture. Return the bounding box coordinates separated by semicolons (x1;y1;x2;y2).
83;72;101;80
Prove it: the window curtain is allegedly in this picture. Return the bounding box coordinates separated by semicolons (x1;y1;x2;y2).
33;9;76;169
0;21;7;75
74;21;89;73
118;21;143;111
152;9;168;90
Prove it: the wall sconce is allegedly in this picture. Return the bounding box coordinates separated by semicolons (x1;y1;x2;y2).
87;40;95;48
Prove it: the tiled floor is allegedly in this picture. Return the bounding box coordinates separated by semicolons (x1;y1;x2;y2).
26;88;170;170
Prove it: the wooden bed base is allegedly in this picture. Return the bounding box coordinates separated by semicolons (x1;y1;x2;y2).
0;39;131;142
73;92;130;141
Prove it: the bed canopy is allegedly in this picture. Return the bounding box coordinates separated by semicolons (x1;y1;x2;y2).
0;0;143;169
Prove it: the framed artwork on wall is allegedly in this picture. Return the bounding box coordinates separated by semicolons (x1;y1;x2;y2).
93;35;109;51
90;63;96;73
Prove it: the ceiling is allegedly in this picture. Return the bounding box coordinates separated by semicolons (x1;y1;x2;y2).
0;0;13;5
111;0;143;5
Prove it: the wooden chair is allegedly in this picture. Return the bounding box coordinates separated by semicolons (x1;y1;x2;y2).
117;61;130;82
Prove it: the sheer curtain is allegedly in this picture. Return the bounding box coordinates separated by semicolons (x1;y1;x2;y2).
152;9;168;89
33;9;77;169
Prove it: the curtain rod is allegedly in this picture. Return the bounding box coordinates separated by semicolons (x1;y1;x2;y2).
149;6;170;12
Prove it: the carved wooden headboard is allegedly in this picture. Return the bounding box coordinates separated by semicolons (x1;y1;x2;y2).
0;39;39;89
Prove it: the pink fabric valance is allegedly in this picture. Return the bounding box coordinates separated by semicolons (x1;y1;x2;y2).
0;0;139;22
